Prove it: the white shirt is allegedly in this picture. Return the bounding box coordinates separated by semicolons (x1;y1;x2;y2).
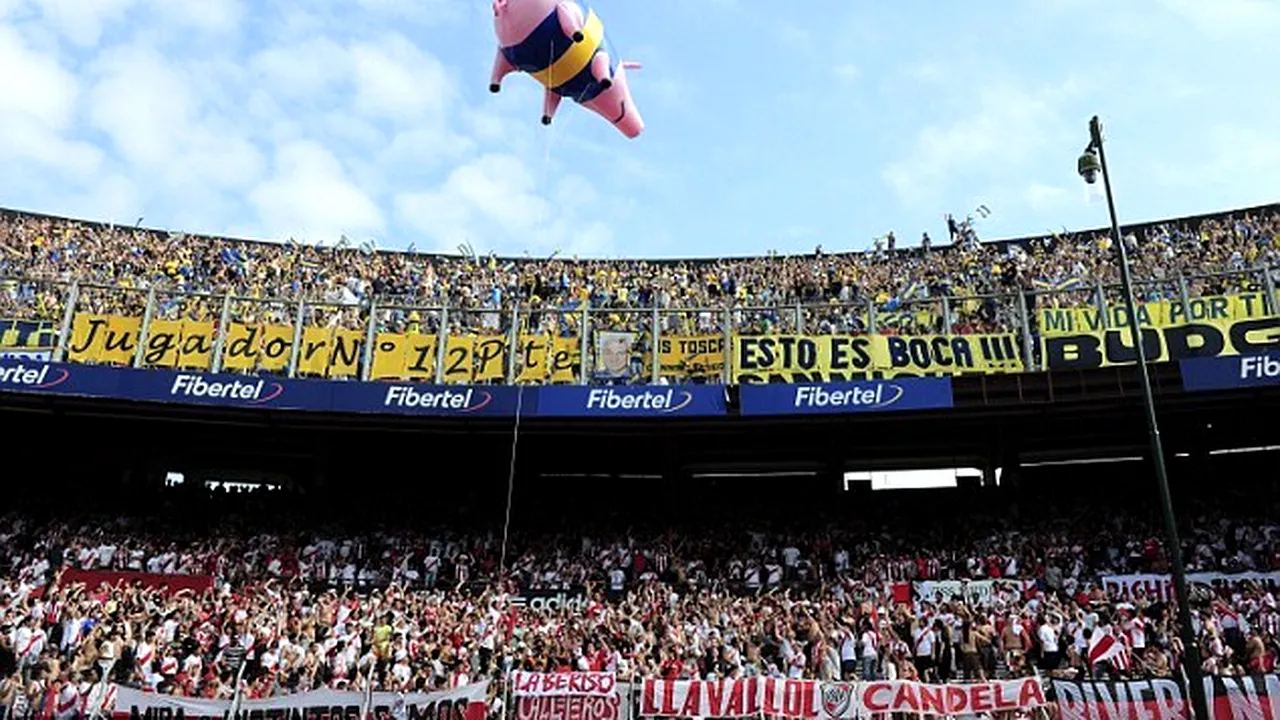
913;627;935;657
97;544;117;567
840;633;858;662
1038;624;1059;653
1128;618;1146;649
860;631;878;659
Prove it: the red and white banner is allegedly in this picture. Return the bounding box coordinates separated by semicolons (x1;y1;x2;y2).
516;694;625;720
58;569;215;594
642;678;818;719
850;679;1045;718
111;681;489;720
513;672;618;697
1053;675;1280;720
641;677;1045;718
513;673;623;720
1102;571;1280;603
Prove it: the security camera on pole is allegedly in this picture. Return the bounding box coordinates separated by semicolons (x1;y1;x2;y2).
1076;115;1210;719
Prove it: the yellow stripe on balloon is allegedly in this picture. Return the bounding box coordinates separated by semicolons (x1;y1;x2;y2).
529;10;603;89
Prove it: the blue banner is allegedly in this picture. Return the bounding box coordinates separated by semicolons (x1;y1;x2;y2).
330;382;522;416
1181;353;1280;392
1;361;959;418
531;385;727;417
739;377;954;415
0;360;520;417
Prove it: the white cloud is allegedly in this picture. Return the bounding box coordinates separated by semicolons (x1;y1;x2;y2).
249;37;349;100
882;81;1080;207
251;141;385;242
833;64;859;81
1159;0;1280;36
1148;124;1280;199
395;154;547;249
0;24;101;178
1024;182;1070;212
156;0;243;33
394;154;616;256
350;35;454;123
353;0;459;26
0;24;77;127
85;43;265;191
26;0;136;47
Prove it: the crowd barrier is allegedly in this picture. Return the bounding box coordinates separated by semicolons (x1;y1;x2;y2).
0;273;1276;386
27;667;1278;719
520;673;1279;720
104;681;488;720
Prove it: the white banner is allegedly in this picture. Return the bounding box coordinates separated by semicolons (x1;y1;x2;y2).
912;579;1035;606
111;681;489;720
1102;571;1280;603
513;672;618;697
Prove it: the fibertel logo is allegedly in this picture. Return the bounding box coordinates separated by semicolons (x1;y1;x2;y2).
0;362;70;389
383;386;493;413
585;388;694;413
793;382;905;409
1240;354;1280;379
170;374;285;404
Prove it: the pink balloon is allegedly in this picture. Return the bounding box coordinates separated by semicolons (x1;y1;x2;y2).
490;0;644;139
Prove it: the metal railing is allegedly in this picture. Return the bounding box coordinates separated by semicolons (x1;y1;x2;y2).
0;264;1275;385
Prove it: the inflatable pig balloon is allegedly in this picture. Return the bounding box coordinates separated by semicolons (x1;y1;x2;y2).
490;0;644;139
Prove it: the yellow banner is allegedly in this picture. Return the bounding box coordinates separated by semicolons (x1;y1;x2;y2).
733;334;1024;383
549;336;580;384
67;314;141;365
150;320;216;370
1042;316;1280;370
660;335;725;380
56;309;1280;383
1038;292;1271;336
370;332;437;381
514;334;551;384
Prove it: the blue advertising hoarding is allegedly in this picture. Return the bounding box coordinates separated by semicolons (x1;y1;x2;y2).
1181;353;1280;392
0;360;520;417
739;377;954;416
530;385;727;417
1;360;959;419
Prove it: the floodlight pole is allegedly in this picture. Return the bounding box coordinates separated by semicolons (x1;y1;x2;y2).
1087;115;1208;719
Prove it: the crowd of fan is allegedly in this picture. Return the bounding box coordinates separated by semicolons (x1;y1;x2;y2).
1;206;1278;336
1;493;1277;710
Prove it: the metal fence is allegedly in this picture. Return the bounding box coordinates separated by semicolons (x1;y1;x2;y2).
1;264;1276;384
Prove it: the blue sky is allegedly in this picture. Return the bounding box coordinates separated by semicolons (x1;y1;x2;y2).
0;0;1277;259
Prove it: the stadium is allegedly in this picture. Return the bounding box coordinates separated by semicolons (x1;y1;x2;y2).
3;2;1280;719
2;198;1279;719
